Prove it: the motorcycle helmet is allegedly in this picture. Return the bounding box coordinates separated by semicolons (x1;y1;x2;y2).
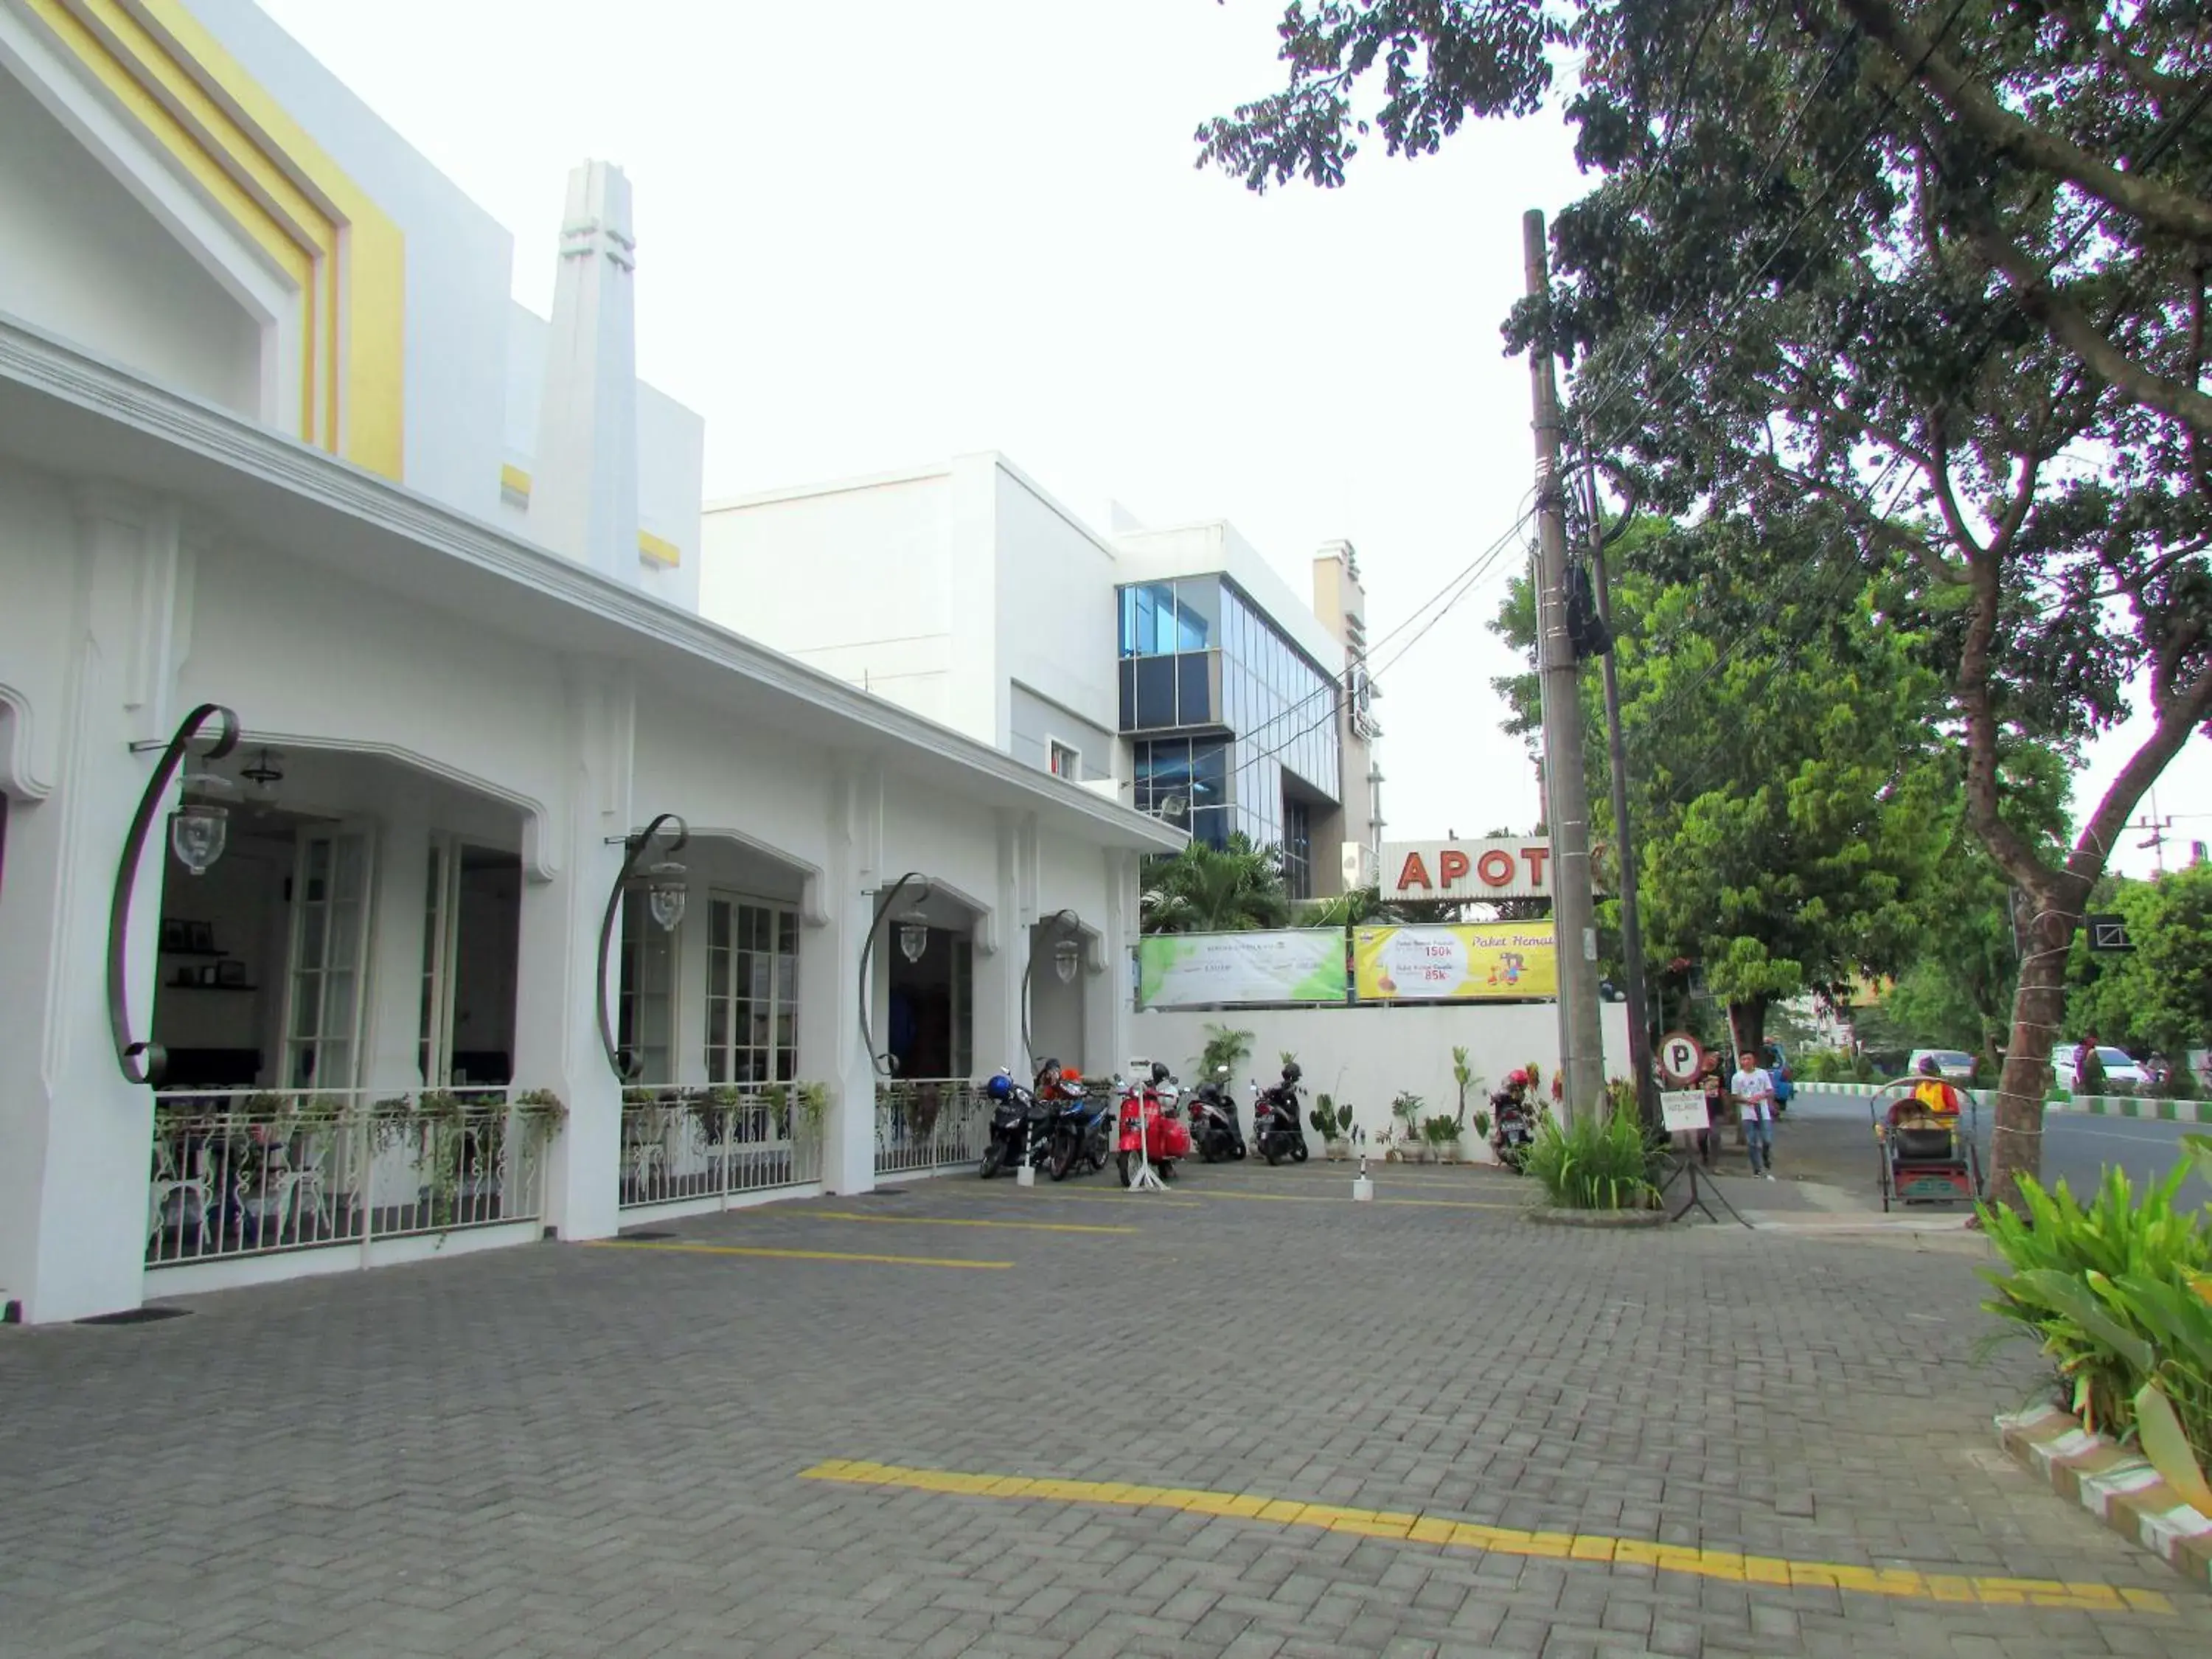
985;1072;1015;1101
1281;1062;1302;1084
1150;1060;1171;1085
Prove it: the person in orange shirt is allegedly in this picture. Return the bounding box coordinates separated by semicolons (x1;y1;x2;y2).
1905;1054;1964;1116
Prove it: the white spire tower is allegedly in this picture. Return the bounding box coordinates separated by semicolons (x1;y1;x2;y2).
527;161;640;586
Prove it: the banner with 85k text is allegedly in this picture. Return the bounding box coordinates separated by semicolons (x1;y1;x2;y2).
1352;924;1558;1002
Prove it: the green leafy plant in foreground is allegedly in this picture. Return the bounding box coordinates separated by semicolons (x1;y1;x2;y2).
1978;1157;2212;1501
1525;1105;1658;1211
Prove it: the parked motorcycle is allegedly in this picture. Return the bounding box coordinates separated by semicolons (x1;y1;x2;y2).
979;1068;1054;1178
1251;1061;1309;1164
1117;1061;1191;1186
1040;1062;1113;1181
1489;1083;1538;1172
1186;1064;1245;1163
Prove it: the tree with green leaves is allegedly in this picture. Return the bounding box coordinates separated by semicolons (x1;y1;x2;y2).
2066;863;2212;1068
1141;835;1293;933
1202;1;2212;1205
1491;509;1953;1053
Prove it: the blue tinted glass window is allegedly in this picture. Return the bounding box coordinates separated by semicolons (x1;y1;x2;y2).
1176;653;1214;726
1135;656;1175;728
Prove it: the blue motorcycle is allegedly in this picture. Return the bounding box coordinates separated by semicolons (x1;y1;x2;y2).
1037;1062;1111;1180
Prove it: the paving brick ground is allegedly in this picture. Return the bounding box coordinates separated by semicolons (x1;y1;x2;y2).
3;1158;2208;1658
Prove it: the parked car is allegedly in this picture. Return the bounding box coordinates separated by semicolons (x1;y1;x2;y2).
1907;1048;1977;1084
2050;1043;2149;1093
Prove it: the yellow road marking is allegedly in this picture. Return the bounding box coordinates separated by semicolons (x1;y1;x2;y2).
588;1242;1010;1270
798;1460;2174;1616
808;1211;1135;1235
978;1189;1205;1208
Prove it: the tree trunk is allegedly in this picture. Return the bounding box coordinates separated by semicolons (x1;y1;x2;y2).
1725;998;1768;1065
1985;881;2085;1211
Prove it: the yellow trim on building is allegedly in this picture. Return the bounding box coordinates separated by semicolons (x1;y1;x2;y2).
24;0;405;479
497;467;684;568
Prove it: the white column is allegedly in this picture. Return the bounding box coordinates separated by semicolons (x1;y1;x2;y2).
801;770;877;1194
672;869;709;1089
526;161;641;591
0;495;181;1321
511;671;630;1240
361;796;429;1096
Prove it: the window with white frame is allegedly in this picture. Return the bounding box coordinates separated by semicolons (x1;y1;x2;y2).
1048;740;1079;779
617;889;677;1084
706;895;800;1085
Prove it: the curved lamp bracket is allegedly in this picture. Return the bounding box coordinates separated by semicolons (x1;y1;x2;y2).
597;813;689;1081
861;872;928;1077
1020;908;1082;1072
110;703;240;1084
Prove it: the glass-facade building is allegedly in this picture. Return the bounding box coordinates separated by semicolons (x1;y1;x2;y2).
1117;575;1341;894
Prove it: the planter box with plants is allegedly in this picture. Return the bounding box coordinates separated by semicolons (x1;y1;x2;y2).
1980;1146;2212;1582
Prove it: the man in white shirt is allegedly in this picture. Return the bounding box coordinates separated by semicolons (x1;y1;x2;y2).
1731;1049;1778;1179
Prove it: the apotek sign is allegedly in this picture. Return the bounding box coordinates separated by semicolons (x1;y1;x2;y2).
1382;838;1553;902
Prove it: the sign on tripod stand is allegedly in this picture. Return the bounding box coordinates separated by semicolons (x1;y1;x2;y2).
1660;1091;1710;1135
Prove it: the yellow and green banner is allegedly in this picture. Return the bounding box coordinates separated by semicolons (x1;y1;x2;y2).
1352;924;1557;1001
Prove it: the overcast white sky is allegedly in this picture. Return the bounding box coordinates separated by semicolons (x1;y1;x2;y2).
256;0;2205;879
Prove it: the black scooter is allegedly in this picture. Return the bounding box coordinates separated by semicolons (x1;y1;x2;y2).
980;1071;1055;1178
1251;1063;1309;1164
1187;1065;1245;1163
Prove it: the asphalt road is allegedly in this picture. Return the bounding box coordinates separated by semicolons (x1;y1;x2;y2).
1790;1085;2211;1209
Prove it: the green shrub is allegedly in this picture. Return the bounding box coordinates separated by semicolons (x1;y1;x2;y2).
1795;1046;1874;1084
1978;1165;2211;1453
1526;1105;1658;1211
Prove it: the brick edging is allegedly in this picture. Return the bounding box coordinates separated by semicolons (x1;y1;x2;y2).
1996;1402;2212;1588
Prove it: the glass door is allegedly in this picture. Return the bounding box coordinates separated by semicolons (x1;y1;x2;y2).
280;824;375;1090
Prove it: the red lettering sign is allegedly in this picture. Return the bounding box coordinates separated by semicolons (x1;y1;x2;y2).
1521;845;1550;887
1397;852;1432;891
1438;849;1470;888
1477;849;1516;888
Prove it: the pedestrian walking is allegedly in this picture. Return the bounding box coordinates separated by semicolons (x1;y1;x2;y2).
1731;1048;1778;1179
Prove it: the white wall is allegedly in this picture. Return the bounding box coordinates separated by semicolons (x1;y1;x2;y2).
699;468;960;726
991;458;1122;754
0;73;260;419
1130;1001;1633;1147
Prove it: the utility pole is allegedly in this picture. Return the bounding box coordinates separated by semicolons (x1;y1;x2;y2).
1523;208;1607;1122
1574;430;1658;1124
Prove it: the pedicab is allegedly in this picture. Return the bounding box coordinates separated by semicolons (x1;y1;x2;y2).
1870;1072;1983;1211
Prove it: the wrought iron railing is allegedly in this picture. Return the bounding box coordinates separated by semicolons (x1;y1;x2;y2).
146;1088;555;1267
874;1079;989;1176
619;1085;823;1208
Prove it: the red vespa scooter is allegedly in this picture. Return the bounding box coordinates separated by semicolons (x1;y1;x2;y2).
1117;1061;1191;1188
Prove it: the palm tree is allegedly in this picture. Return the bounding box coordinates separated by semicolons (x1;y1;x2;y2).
1141;835;1291;933
1294;886;1399;931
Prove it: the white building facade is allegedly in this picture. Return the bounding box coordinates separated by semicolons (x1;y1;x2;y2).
702;464;1384;897
0;0;1174;1324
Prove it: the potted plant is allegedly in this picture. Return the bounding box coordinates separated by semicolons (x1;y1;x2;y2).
1471;1107;1495;1164
1391;1091;1427;1161
1451;1046;1481;1142
1310;1093;1354;1160
1423;1113;1464;1164
1201;1023;1256;1082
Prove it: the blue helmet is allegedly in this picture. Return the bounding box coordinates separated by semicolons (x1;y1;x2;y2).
985;1071;1015;1100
